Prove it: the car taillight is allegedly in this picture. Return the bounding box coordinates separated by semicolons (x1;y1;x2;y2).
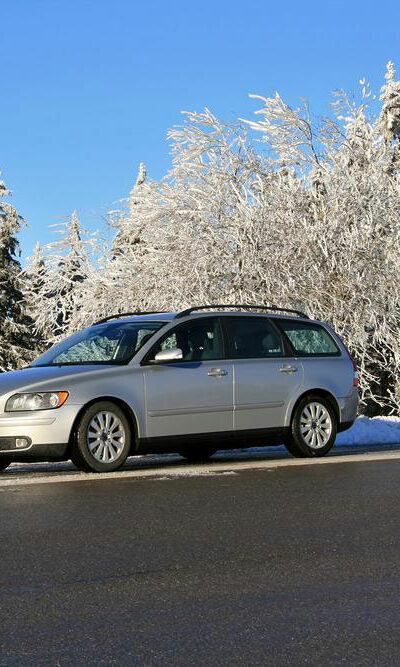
343;344;359;387
352;360;359;387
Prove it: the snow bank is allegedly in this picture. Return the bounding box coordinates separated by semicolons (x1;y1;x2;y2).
336;415;400;446
240;416;400;455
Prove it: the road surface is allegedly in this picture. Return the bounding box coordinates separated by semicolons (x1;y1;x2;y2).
1;446;400;665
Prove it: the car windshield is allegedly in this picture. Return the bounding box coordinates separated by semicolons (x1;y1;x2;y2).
30;321;165;367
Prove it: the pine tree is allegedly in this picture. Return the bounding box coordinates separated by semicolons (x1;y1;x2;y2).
22;242;50;348
111;162;147;256
0;175;32;370
26;212;93;341
52;211;92;337
378;61;400;145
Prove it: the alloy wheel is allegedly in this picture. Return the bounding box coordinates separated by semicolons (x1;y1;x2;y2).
299;401;333;450
86;410;126;463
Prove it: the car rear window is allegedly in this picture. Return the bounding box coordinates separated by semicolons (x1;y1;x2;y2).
276;320;340;356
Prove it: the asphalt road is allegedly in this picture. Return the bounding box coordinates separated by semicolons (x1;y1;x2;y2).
2;454;400;665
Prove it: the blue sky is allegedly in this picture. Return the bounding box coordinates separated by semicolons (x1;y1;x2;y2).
1;0;399;260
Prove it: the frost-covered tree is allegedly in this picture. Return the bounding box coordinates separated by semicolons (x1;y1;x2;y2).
240;69;400;414
0;174;32;370
22;242;51;347
25;212;96;341
46;62;400;415
378;61;400;145
111;162;148;256
95;110;266;314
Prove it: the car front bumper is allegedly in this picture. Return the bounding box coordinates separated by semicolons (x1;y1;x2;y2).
0;405;81;460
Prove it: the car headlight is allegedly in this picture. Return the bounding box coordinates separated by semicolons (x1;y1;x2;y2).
5;391;69;412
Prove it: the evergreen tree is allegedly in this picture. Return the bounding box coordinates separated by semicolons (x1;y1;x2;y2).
0;175;32;370
26;212;93;341
111;162;147;256
55;212;88;334
22;242;50;348
378;61;400;145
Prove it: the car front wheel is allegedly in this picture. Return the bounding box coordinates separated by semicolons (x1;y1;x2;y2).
285;395;337;458
71;401;131;473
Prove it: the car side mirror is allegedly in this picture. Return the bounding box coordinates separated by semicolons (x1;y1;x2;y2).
152;347;183;363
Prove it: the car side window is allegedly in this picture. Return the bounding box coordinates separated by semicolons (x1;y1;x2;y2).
276;320;340;356
150;318;224;362
226;317;283;359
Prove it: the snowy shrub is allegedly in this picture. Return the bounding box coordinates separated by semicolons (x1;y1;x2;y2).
23;63;400;414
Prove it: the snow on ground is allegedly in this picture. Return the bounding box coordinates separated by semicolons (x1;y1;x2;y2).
336;415;400;446
241;415;400;455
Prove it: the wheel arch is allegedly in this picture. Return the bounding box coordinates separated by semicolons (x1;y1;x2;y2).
66;396;140;457
288;389;340;427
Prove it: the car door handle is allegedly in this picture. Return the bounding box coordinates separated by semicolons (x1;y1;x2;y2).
208;368;228;377
280;365;298;373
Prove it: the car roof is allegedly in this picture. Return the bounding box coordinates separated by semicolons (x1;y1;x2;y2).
92;310;313;327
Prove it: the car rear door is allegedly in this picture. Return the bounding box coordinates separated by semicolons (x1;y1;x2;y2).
224;316;304;431
142;317;234;438
274;318;354;400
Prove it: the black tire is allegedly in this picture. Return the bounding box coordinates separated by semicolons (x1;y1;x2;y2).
71;401;132;473
285;394;337;458
178;445;217;462
283;438;307;458
0;458;11;472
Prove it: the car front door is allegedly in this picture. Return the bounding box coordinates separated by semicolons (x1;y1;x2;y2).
225;316;304;431
142;317;234;438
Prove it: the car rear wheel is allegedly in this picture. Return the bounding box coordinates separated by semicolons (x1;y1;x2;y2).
71;401;131;473
0;458;11;472
178;446;217;462
285;395;337;458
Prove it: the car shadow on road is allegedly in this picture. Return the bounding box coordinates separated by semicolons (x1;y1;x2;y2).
3;442;400;478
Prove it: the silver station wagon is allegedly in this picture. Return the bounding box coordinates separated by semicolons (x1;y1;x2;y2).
0;305;359;473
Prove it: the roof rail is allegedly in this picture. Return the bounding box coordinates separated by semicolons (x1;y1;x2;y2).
93;311;167;326
175;304;309;319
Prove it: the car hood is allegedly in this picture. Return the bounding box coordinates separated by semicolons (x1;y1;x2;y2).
0;365;116;397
